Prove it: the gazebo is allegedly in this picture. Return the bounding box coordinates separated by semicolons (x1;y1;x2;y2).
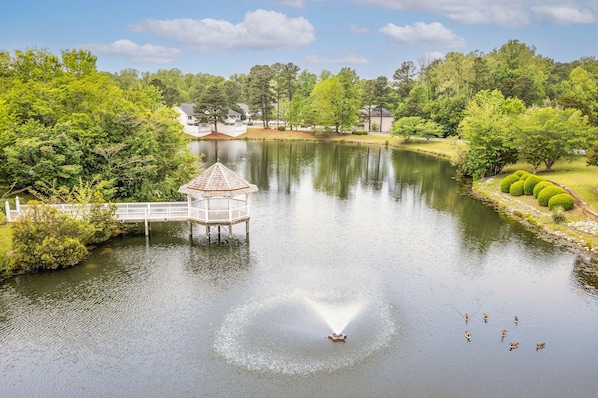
178;162;258;241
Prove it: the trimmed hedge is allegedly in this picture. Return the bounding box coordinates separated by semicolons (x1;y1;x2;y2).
533;181;553;198
523;175;544;195
352;130;368;135
513;170;530;177
548;193;575;211
509;180;525;196
538;186;566;206
500;174;521;193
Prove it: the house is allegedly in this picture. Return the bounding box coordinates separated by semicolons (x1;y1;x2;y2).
175;103;248;137
357;106;394;132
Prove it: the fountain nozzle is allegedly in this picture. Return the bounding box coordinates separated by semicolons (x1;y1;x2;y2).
328;332;347;342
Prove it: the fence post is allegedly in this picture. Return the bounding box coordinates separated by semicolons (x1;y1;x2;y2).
5;201;10;223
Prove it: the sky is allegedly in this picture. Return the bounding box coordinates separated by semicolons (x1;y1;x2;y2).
1;0;597;79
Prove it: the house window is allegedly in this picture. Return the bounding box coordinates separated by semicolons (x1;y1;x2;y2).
187;115;193;121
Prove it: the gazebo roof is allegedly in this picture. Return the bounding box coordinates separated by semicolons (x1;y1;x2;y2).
178;162;258;197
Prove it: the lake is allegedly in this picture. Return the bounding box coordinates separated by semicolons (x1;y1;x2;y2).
1;140;598;397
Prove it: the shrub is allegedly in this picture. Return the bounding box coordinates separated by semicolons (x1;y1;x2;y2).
500;174;521;193
509;180;525;196
352;130;368;135
538;186;566;206
551;206;567;224
0;212;5;225
533;181;553;198
523;175;544;195
519;173;531;181
548;193;575;211
513;170;529;177
277;126;286;131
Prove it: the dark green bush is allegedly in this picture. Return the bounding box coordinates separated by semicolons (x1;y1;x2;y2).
277;126;286;131
509;180;525;196
533;181;553;198
352;130;368;135
538;186;566;206
500;174;521;193
548;193;575;211
523;175;544;195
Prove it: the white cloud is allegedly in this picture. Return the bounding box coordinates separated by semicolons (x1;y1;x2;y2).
306;52;370;65
128;10;315;53
82;40;181;64
312;0;597;28
532;5;595;25
379;22;466;49
350;24;369;33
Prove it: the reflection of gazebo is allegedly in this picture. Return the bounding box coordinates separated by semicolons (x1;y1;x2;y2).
178;162;258;241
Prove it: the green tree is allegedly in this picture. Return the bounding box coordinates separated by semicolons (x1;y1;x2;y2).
247;65;274;127
391;116;442;141
516;107;595;172
458;90;525;178
193;83;229;134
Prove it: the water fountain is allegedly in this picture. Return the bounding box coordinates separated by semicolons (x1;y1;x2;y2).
213;290;398;375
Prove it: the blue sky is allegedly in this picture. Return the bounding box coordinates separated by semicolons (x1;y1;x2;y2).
1;0;597;79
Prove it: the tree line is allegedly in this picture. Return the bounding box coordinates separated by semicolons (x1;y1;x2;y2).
1;39;598;198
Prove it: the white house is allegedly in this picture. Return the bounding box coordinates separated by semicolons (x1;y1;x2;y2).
175;103;247;137
357;106;394;132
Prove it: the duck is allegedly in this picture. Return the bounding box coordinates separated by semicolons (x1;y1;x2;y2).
536;343;546;350
501;330;507;339
483;313;488;323
513;316;519;325
464;313;469;323
509;342;519;350
465;331;471;341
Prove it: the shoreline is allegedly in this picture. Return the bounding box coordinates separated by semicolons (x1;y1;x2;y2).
199;128;598;260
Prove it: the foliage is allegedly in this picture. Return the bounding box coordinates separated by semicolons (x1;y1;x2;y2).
458;90;525;178
500;174;521;193
277;126;286;131
246;65;275;127
11;203;92;271
310;69;361;133
537;185;566;206
548;193;575;211
391;116;442;142
523;175;544;195
193;83;229;133
513;170;529;177
352;130;368;135
516;107;596;172
533;180;554;198
509;180;525;196
551;206;567;224
0;49;195;202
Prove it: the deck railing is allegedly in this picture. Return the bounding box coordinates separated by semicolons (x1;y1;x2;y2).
5;198;249;224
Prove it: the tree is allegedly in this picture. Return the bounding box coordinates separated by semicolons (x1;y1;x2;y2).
372;76;391;132
311;70;360;133
246;65;274;127
516;107;595;172
193;84;229;134
393;61;416;99
458;90;525;178
391;116;442;141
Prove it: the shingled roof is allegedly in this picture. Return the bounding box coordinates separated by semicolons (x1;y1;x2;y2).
179;162;258;197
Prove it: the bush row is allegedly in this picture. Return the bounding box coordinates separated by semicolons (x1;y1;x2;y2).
500;170;575;211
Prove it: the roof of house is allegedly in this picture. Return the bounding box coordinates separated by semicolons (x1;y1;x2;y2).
180;103;194;116
178;162;258;197
361;106;393;118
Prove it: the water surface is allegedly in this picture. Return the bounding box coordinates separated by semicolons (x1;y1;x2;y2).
1;140;598;397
